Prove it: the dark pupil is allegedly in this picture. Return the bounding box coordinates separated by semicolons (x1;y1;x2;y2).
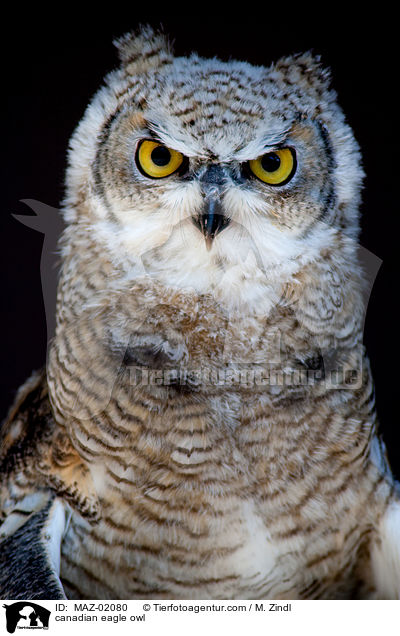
261;152;281;173
151;145;171;166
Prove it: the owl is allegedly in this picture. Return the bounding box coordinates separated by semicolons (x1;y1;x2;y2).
1;27;400;601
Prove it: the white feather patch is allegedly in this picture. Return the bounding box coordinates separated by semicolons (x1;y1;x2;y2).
370;498;400;599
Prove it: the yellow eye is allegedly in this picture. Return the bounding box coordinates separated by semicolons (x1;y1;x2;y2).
248;148;296;185
136;140;185;178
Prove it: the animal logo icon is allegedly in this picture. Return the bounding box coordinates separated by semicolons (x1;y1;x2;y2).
2;602;50;633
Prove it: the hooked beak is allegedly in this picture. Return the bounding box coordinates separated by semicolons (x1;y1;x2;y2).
192;187;230;251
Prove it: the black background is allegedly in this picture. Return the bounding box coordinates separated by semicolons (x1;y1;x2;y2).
1;10;398;475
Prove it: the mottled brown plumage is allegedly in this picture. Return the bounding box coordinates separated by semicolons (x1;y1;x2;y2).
1;27;400;600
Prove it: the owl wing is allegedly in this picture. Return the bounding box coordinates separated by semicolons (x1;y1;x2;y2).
0;496;67;599
0;370;68;599
0;370;100;599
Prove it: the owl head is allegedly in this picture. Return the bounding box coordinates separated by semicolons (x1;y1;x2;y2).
63;27;363;313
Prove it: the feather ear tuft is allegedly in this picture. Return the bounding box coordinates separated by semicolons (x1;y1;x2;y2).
273;51;332;97
113;25;173;71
